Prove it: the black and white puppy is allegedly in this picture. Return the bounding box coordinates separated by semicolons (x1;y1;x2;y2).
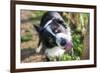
35;11;73;60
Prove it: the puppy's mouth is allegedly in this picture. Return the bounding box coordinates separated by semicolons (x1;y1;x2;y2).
64;41;72;51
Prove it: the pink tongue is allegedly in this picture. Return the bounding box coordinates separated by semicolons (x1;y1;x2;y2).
65;42;72;51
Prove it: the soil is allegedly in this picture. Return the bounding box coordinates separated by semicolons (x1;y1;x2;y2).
21;10;46;63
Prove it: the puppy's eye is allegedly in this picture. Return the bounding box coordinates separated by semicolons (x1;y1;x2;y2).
57;20;64;24
54;28;61;33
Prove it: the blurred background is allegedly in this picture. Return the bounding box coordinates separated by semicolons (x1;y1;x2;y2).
20;10;89;63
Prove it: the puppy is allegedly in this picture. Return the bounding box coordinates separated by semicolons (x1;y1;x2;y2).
34;11;73;61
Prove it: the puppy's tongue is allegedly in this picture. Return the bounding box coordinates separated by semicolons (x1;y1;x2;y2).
64;42;72;51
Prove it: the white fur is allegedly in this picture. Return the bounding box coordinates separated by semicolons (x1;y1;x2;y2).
44;18;54;28
45;46;65;58
36;43;43;53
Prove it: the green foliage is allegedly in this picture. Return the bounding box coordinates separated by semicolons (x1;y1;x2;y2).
31;11;46;24
21;33;32;42
60;54;80;61
72;34;84;56
60;54;72;61
33;11;46;18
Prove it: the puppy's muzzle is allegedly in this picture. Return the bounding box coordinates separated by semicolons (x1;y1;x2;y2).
56;33;72;51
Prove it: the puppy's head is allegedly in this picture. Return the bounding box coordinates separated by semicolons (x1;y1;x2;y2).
35;11;72;51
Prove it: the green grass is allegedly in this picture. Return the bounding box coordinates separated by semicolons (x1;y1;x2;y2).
21;33;32;42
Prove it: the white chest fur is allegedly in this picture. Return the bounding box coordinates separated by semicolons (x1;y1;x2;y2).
45;46;65;58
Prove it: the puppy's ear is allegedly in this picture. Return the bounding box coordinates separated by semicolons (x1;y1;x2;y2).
34;25;40;32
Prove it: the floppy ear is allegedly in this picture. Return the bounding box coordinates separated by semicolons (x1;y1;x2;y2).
34;25;40;32
34;25;42;44
34;25;44;34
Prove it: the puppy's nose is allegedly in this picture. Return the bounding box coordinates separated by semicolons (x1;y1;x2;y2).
60;38;67;46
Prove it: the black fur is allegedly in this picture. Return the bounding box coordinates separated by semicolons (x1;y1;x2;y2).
34;11;68;48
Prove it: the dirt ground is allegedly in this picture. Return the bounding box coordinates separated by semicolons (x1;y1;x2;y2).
21;10;46;63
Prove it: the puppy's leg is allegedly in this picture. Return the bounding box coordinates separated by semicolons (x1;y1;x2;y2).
35;42;43;53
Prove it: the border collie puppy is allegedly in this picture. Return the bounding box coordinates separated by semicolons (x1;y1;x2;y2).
34;11;73;61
